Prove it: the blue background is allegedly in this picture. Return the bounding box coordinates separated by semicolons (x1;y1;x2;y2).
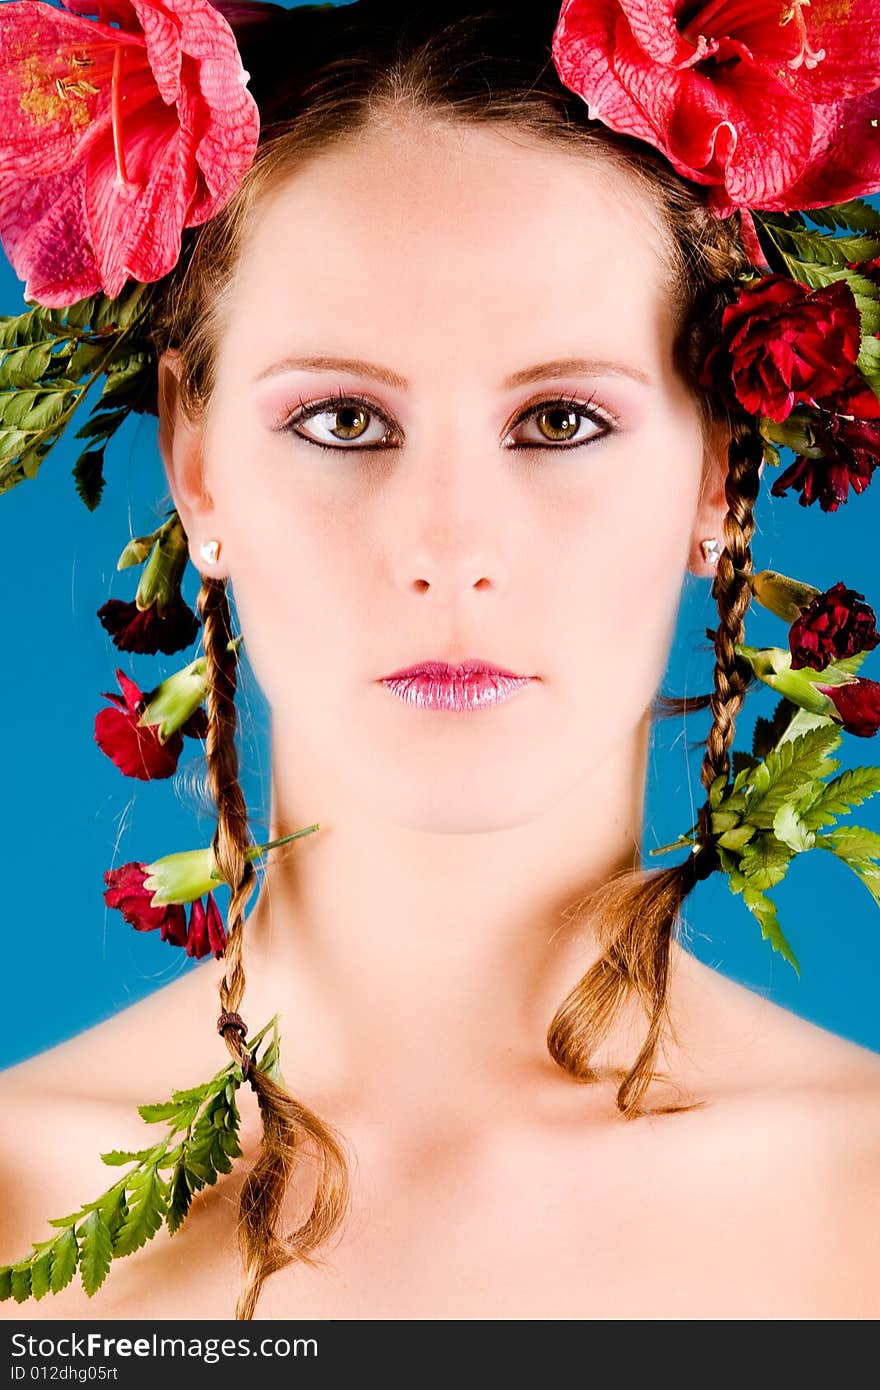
1;3;879;1069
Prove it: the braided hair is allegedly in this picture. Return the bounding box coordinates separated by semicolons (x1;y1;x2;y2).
147;0;762;1316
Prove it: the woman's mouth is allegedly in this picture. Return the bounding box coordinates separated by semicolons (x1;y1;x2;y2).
377;659;536;712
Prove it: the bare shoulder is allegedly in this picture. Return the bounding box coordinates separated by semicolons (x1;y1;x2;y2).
0;967;241;1319
671;944;880;1097
668;946;880;1313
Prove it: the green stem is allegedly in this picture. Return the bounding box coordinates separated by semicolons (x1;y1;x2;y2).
245;825;320;862
648;835;697;858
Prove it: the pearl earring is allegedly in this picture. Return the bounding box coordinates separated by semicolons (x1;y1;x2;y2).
700;537;721;566
199;538;221;565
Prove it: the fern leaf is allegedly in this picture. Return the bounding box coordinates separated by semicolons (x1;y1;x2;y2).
741;884;801;975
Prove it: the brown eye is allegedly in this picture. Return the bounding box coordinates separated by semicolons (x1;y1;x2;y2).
280;395;399;450
535;406;580;442
330;405;370;440
506;397;614;450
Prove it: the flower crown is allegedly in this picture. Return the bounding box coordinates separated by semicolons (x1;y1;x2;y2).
2;0;880;1308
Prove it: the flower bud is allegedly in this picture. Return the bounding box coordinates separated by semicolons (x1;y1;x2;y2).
135;512;190;615
138;658;209;742
734;644;840;717
749;570;821;623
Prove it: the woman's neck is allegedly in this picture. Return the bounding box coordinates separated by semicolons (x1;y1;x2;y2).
241;711;652;1113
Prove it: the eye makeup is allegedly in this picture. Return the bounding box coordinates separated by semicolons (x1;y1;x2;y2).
269;388;620;454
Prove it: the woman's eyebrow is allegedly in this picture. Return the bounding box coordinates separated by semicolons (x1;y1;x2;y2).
251;353;653;388
252;354;407;387
503;357;653;388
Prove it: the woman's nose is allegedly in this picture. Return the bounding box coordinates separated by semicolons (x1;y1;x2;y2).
385;437;512;598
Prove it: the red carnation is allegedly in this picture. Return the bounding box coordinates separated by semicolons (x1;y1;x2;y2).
104;861;227;957
97;592;199;655
771;373;880;511
94;667;207;780
700;277;861;423
0;0;260;306
185;891;227;959
551;0;880;215
788;583;880;672
103;860;188;945
815;678;880;737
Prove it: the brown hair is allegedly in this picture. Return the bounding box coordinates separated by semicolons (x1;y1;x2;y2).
148;0;759;1318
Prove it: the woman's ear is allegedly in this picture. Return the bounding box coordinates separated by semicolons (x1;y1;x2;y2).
687;413;732;577
157;350;228;577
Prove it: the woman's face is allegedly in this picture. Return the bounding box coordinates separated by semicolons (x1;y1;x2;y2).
160;114;725;833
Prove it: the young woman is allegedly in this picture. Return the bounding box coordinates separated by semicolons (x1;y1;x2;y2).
1;0;879;1321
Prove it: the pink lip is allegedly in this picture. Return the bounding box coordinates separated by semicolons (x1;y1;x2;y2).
381;658;527;680
378;659;535;712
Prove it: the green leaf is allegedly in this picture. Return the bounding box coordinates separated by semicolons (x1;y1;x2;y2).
800;765;880;830
29;1250;52;1301
731;750;759;779
772;803;816;853
78;1209;113;1297
752;698;798;760
717;823;757;852
137;1100;185;1124
0;1266;10;1300
166;1162;193;1237
10;1264;31;1303
49;1228;79;1293
708;773;728;810
745;726;842;830
742;884;801;975
822;825;880;861
804;199;880;234
97;1187;128;1235
73;406;130;441
856;334;880;402
768;223;880;269
830;650;870;679
111;1166;167;1258
100;1147;155;1167
72;447;106;511
739;833;795;890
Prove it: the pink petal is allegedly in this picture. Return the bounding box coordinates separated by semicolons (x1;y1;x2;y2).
616;0;694;66
0;3;143;177
130;0;183;106
181;57;259;218
0;164;102;305
772;90;880;209
83;99;197;297
672;65;815;204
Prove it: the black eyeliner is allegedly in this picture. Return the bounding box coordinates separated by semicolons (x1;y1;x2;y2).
275;390;617;452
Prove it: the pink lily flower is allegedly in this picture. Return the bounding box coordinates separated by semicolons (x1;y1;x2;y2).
552;0;880;214
0;0;260;305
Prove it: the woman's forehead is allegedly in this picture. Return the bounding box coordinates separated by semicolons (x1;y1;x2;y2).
221;116;675;366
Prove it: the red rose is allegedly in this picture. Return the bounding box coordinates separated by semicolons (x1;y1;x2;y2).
0;0;260;306
97;592;199;655
815;678;880;737
700;276;861;422
789;583;880;672
551;0;880;214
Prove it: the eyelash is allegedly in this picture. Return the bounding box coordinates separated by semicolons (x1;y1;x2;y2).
275;389;618;453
